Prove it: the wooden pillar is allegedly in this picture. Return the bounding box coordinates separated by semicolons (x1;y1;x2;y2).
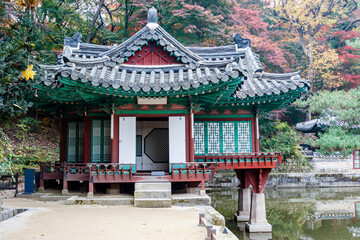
111;114;119;164
83;117;91;163
60;118;67;163
108;115;120;194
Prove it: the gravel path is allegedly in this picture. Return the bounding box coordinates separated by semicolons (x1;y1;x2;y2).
0;198;206;240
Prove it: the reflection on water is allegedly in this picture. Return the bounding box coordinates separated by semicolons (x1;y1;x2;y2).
208;187;360;240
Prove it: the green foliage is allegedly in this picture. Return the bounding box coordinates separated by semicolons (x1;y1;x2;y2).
0;2;34;120
0;117;59;175
0;128;13;175
260;116;306;165
306;128;360;155
267;201;314;239
296;87;360;154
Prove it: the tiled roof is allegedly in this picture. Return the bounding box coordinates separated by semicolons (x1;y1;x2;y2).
38;7;310;102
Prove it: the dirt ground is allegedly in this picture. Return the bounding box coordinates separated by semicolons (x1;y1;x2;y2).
0;198;207;240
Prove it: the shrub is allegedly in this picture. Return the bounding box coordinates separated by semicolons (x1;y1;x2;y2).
260;116;307;165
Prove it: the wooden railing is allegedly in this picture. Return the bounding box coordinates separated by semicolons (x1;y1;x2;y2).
194;152;283;169
199;213;217;240
87;163;134;182
40;152;283;183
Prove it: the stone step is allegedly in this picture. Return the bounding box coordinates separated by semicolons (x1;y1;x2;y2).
65;196;134;205
134;190;171;199
134;198;172;208
135;181;171;191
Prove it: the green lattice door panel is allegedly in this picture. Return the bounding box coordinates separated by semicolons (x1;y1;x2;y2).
354;150;360;169
91;119;111;163
194;121;252;154
207;122;220;153
223;122;236;153
67;121;84;163
356;202;360;221
194;122;205;154
238;122;252;153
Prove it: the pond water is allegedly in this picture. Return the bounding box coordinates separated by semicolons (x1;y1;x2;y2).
208;187;360;240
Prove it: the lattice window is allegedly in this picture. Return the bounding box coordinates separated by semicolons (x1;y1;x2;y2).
356;202;360;220
194;122;205;154
354;150;360;169
207;122;220;153
92;119;111;163
194;121;252;154
223;122;235;153
67;122;84;163
238;122;251;153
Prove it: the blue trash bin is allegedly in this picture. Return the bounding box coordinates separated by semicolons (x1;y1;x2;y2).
24;169;35;194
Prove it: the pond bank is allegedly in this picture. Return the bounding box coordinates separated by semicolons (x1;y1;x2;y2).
208;171;360;189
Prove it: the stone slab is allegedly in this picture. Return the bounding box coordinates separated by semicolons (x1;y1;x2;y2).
135;182;171;191
17;193;51;199
172;194;211;206
65;196;134;205
134;198;172;208
234;212;250;222
40;195;74;201
245;222;272;233
245;232;272;240
134;190;171;199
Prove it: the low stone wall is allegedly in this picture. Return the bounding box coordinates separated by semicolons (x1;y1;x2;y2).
206;170;360;189
267;173;360;188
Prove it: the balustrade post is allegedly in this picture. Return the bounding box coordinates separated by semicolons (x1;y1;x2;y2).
88;176;94;198
200;180;206;196
62;176;69;195
39;169;45;192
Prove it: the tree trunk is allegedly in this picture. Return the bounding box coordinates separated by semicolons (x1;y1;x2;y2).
306;35;315;121
86;0;105;43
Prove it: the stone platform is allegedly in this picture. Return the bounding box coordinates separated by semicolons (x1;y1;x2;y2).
64;193;210;207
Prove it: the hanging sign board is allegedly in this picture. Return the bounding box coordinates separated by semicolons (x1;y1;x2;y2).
137;97;167;105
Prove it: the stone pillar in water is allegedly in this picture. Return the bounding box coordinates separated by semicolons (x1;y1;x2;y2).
237;169;272;233
234;187;251;221
246;192;272;232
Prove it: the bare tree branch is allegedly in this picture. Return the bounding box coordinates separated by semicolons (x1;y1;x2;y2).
86;0;105;43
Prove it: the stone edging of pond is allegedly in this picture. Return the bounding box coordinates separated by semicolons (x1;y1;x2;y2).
0;207;28;222
207;172;360;189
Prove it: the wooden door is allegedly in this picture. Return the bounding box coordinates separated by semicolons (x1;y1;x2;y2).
119;117;136;164
169;116;186;164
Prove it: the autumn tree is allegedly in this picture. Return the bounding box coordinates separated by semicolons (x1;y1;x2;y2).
269;0;359;88
0;1;35;119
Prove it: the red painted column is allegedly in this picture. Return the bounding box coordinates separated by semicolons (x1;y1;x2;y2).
111;115;119;164
83;117;91;163
109;115;121;194
60;118;67;163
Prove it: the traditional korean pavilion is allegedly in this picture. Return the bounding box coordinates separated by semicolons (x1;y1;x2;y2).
34;8;310;232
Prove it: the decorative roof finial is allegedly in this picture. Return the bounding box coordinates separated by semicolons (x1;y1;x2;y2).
148;7;158;24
